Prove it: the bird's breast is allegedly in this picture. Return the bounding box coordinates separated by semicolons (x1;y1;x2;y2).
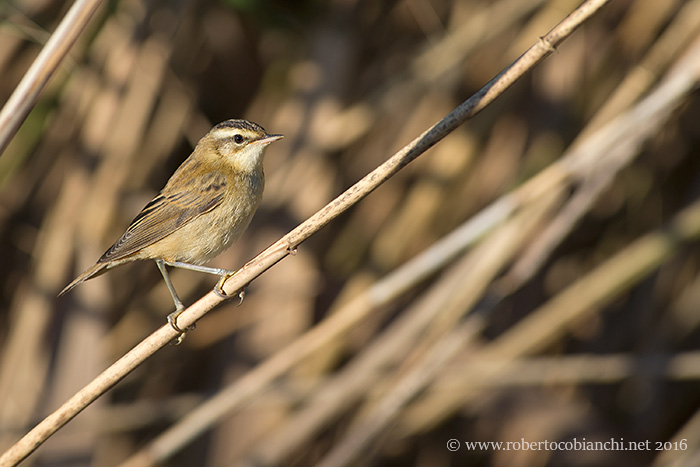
154;170;264;264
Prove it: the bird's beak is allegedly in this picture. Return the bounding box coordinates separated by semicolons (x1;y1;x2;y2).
256;134;284;146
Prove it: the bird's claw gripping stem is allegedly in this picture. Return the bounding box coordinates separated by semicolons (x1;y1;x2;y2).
167;305;196;345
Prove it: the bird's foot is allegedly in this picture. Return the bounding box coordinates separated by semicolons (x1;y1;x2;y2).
167;305;196;345
214;271;245;306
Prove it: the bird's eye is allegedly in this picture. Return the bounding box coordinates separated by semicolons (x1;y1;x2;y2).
233;134;244;144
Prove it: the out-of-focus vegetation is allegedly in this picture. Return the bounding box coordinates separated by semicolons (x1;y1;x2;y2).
2;0;700;465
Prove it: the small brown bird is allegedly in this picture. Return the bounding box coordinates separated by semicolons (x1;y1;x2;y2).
59;119;283;335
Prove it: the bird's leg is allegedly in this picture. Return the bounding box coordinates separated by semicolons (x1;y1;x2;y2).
163;261;241;302
164;260;232;277
155;260;192;342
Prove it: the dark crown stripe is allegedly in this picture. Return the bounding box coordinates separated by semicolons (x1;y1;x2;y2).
212;119;266;134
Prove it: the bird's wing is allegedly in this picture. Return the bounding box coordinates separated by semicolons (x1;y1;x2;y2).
98;171;227;263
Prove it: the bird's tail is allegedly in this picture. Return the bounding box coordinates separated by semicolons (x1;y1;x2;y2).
58;262;109;297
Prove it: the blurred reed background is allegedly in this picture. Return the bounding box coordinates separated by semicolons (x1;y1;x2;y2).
2;0;700;465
